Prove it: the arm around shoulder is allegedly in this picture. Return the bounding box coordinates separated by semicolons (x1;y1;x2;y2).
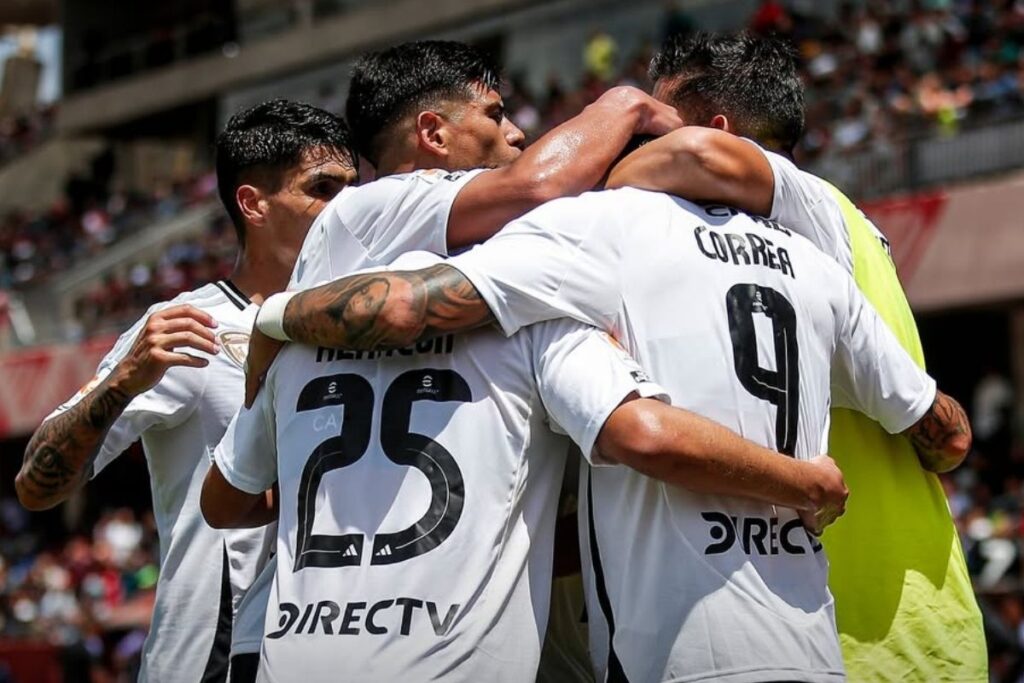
606;127;774;216
595;397;848;528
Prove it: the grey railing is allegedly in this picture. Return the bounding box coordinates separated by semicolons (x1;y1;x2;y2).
807;115;1024;200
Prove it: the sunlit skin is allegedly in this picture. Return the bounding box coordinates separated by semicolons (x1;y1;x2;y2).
381;84;526;176
436;86;526;170
260;148;360;264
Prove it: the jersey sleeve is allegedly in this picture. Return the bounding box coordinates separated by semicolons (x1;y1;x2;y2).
447;192;625;337
289;218;334;291
43;308;205;476
751;142;854;273
288;169;486;290
831;272;936;434
213;384;278;495
530;319;668;465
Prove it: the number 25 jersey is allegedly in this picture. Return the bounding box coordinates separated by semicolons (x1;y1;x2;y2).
214;256;667;683
449;188;937;683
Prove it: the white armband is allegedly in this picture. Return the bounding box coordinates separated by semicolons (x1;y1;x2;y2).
255;291;298;341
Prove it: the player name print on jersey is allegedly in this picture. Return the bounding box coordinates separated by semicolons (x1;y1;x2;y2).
694;223;796;279
315;335;455;363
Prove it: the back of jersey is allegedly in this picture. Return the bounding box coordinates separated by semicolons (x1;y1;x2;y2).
264;333;563;683
451;187;935;682
582;190;847;682
215;289;663;683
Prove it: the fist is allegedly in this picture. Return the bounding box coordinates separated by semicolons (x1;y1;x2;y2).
799;455;849;536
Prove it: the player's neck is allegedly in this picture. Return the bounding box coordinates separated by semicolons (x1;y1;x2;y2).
229;248;293;305
376;148;449;177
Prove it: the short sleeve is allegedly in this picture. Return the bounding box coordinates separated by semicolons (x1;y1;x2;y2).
447;192;625;337
213;384;278;495
43;308;204;476
289;219;333;291
831;273;936;434
750;141;854;274
530;320;668;464
300;169;490;289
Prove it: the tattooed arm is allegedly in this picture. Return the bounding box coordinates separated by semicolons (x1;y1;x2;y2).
903;391;972;473
283;264;494;349
16;304;218;510
16;379;133;510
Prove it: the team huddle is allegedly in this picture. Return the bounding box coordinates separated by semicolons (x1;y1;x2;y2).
16;32;987;683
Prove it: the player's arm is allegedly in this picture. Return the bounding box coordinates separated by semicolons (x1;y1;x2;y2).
205;384;279;526
833;272;971;473
16;305;217;511
533;323;847;533
597;396;847;530
201;467;277;529
286;264;492;349
447;86;682;249
605;126;774;216
902;392;972;473
247;199;619;406
245;265;494;406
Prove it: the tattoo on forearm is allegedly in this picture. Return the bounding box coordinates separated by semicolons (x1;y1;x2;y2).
908;393;972;470
284;264;494;350
18;383;131;505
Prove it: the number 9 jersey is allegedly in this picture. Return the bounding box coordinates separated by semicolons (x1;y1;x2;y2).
448;188;938;683
213;253;667;683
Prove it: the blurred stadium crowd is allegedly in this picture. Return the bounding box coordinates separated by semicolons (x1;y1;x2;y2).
3;0;1024;679
4;1;1024;339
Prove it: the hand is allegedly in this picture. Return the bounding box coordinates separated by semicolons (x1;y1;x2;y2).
798;455;849;535
601;86;684;137
110;305;219;398
244;327;284;409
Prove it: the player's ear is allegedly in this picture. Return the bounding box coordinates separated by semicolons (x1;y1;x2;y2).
709;114;732;134
414;110;450;161
236;184;269;228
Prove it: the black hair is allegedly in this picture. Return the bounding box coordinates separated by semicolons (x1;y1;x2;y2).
650;31;805;154
345;40;501;166
215;99;356;245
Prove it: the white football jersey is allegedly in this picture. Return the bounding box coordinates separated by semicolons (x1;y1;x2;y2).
449;188;937;683
45;280;274;681
289;168;486;291
754;141;892;275
214;252;666;683
226;166;491;663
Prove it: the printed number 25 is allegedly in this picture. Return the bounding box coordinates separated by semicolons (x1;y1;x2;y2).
725;284;800;456
292;369;470;571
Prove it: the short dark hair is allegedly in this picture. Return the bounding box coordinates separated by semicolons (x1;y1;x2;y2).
650;32;805;154
345;40;501;166
215;99;356;244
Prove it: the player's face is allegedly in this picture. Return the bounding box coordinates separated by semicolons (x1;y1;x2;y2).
265;147;358;246
441;86;526;169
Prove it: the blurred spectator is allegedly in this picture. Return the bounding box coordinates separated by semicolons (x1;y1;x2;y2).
584;30;619;82
0;506;159;681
